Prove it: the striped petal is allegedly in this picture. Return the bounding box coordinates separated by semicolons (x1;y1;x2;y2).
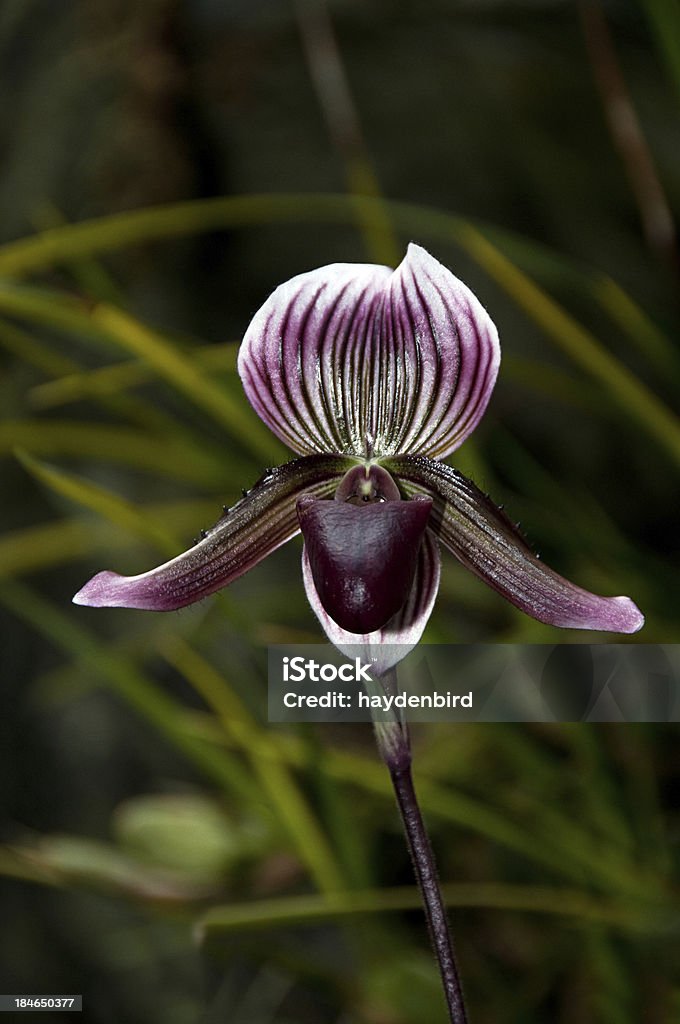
72;455;354;611
302;531;441;676
238;244;499;459
384;455;644;634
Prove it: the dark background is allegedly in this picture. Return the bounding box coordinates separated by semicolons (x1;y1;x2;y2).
0;1;678;1022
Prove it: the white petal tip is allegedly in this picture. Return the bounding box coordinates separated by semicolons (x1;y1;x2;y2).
72;571;122;608
613;597;645;634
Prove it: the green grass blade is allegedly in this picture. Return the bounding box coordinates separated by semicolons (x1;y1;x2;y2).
0;310;222;445
2;837;214;904
586;273;680;380
0;193;675;464
0;317;79;378
0;279;114;341
0;499;222;580
28;342;238;410
0;520;101;578
88;304;276;463
502;355;605;411
197;882;670;939
30;201;125;305
0;278;278;464
303;744;664;900
0;194;375;277
1;419;222;484
454;222;680;467
479;223;680;380
0;848;63;889
15;448;180;554
161;637;347;896
0;582;254;801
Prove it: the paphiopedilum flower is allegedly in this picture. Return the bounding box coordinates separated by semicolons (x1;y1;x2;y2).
73;245;643;663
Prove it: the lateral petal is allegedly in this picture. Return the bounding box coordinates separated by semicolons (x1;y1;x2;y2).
384;455;644;634
301;531;441;676
238;244;499;459
73;455;354;611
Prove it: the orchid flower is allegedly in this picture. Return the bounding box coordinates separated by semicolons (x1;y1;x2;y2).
73;245;643;653
72;244;644;1024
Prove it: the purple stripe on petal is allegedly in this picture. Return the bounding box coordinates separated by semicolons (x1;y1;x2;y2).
239;265;392;456
385;455;644;634
238;245;500;459
387;246;500;458
302;531;441;676
73;455;354;611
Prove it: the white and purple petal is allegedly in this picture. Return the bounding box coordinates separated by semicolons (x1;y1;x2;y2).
238;244;500;460
73;455;354;611
384;455;644;634
302;531;442;677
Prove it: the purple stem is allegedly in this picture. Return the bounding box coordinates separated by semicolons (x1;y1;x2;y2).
373;670;469;1024
389;762;469;1024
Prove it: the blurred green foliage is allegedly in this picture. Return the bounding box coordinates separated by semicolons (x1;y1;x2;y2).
0;1;678;1022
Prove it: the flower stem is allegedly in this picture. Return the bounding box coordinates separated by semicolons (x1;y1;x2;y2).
372;669;469;1023
389;762;469;1023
